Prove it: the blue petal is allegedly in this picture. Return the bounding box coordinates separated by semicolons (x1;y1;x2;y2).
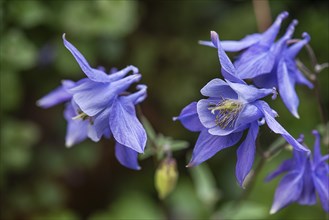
253;72;278;89
115;142;141;170
200;78;238;99
63;102;88;147
187;129;243;167
110;97;146;153
106;65;139;82
312;172;329;212
71;74;141;116
37;80;75;108
210;31;245;84
298;161;317;205
199;33;262;52
265;159;294;182
235;103;263;128
259;11;289;46
197;98;219;130
63;34;113;82
294;67;313;89
173;102;204;132
226;81;274;103
124;84;147;105
87;107;111;142
234;45;277;79
312;130;322;163
236;122;259;187
270;172;303;214
277;59;300;118
255;101;310;153
287;32;311;58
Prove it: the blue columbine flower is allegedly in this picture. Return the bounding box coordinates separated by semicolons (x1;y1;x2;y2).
174;31;309;187
200;12;313;118
37;34;147;170
266;130;329;214
254;33;313;118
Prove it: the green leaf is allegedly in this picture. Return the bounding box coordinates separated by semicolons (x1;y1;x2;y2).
169;139;189;151
212;201;268;220
140;115;157;141
190;163;220;208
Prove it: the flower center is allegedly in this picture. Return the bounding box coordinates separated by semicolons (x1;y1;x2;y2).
72;110;94;125
208;99;243;129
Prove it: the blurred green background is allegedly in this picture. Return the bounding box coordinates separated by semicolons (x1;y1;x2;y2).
0;0;328;219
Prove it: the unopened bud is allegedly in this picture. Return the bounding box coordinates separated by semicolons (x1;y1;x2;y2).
155;158;178;199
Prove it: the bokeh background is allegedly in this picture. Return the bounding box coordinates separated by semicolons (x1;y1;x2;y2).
1;0;328;219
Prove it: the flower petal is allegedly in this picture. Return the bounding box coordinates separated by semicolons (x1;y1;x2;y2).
235;103;263;128
277;59;300;118
37;80;75;108
187;129;243;167
197;98;219;130
259;11;289;46
115;142;141;170
210;31;245;84
123;84;147;105
110;97;146;153
313;172;329;212
255;101;310;153
235;45;276;79
63;34;112;82
226;81;274;103
265;159;294;182
298;161;316;205
270;172;303;214
200;78;238;99
287;32;311;58
236;122;259;187
63;102;88;147
88;107;111;142
312;130;322;163
71;74;141;116
173;102;204;132
199;33;262;52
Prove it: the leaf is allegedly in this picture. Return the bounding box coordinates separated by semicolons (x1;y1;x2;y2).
212;201;268;220
190;163;220;208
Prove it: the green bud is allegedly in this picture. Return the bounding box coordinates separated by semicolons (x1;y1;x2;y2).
155;158;178;199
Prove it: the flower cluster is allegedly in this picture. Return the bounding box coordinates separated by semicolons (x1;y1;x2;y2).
175;29;309;187
200;11;313;118
37;34;147;170
175;11;328;213
266;130;329;214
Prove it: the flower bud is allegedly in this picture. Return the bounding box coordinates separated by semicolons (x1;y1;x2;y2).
155;158;178;199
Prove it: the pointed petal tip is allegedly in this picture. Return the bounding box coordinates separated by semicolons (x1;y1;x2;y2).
302;32;311;42
312;130;319;136
172;116;178;121
186;163;194;168
269;207;277;215
279;11;289;19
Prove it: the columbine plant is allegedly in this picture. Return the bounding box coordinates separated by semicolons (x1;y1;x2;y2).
174;31;309;187
38;34;147;170
200;11;314;118
266;130;329;213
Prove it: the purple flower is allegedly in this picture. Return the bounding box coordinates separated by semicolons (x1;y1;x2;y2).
37;34;147;170
254;33;313;118
200;11;313;118
174;31;309;187
266;130;329;214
